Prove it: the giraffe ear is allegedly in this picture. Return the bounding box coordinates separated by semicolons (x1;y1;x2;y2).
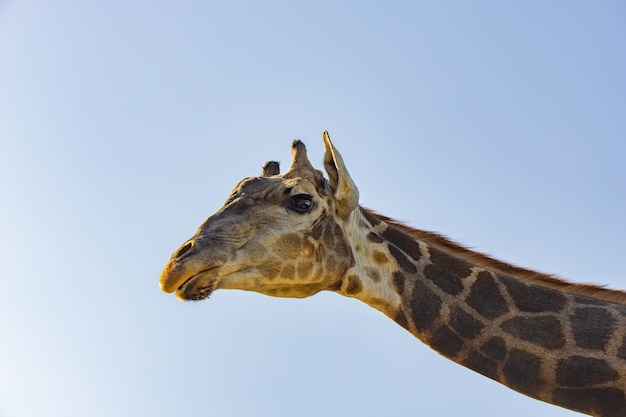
322;131;359;219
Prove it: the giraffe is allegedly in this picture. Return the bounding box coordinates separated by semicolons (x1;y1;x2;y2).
159;132;626;417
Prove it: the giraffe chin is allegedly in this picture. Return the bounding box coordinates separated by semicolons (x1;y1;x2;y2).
175;270;218;301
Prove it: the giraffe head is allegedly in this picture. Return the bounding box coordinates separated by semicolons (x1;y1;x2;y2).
160;132;359;300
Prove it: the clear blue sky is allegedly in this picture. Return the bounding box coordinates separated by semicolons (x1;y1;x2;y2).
1;1;625;416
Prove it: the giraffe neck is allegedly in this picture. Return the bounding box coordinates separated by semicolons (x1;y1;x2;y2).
338;208;626;417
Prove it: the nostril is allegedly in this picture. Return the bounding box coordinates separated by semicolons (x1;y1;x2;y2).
175;241;194;259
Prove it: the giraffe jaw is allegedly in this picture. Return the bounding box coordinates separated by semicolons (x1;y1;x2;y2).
174;268;220;301
171;265;330;300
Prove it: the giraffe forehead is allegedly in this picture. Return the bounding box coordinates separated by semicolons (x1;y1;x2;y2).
232;175;326;199
232;176;284;196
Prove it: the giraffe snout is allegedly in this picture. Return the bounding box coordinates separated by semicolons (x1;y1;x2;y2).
160;236;226;296
159;239;198;293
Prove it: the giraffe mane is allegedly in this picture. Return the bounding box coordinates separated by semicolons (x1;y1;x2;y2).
363;208;626;305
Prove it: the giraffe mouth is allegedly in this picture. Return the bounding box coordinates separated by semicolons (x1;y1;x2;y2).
175;268;219;301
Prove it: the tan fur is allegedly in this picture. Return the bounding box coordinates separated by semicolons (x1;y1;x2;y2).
365;209;626;305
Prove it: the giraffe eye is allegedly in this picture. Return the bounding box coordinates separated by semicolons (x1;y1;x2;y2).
289;194;314;213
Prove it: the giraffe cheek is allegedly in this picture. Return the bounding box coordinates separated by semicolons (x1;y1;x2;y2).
275;233;306;260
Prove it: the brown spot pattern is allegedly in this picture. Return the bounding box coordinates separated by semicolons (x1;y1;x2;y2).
395;310;410;330
392;271;405;295
553;388;626;417
465;271;509;319
424;247;471;296
276;234;304;259
574;295;605;306
429;325;464;358
345;275;363;295
310;214;354;279
503;349;544;396
501;276;567;312
570;307;617;350
481;337;507;361
463;352;499;381
328;280;343;292
381;226;422;263
618;335;626;361
360;208;382;227
449;307;485;339
388;244;417;274
501;316;565;350
365;267;381;283
556;356;618;387
407;281;442;332
372;250;389;264
366;232;384;244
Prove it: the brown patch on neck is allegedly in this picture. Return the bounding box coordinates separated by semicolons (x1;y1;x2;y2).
361;208;626;305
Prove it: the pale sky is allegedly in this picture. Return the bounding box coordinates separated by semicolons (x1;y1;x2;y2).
1;1;625;416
